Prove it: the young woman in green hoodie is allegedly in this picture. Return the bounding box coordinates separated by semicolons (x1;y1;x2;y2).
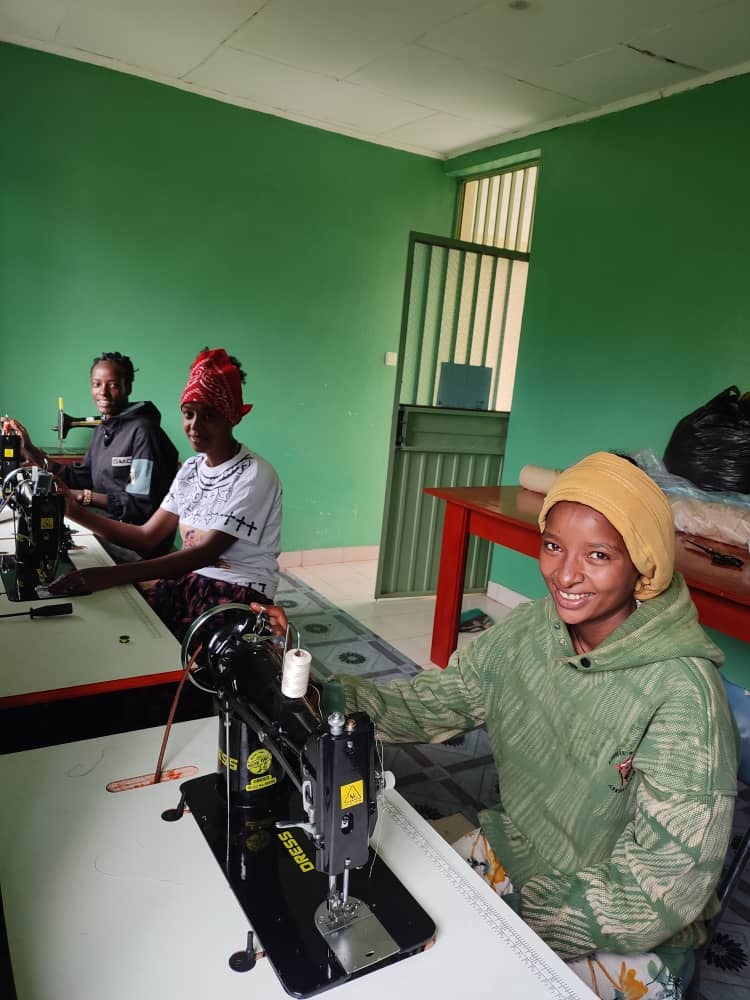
258;452;738;999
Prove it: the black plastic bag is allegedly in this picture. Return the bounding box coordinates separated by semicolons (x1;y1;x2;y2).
663;386;750;493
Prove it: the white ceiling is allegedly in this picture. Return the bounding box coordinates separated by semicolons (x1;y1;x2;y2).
2;0;750;158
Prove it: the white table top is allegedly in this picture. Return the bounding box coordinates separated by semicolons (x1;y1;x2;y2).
0;718;595;1000
0;533;180;705
0;504;17;537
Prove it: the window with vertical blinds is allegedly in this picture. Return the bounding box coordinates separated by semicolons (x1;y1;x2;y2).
457;164;538;252
446;163;538;409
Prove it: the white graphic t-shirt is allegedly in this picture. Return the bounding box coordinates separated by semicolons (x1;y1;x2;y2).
161;444;281;597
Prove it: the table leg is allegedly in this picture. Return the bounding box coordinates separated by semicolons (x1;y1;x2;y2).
430;503;470;668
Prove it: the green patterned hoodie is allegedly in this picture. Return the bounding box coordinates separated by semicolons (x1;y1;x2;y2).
323;574;738;966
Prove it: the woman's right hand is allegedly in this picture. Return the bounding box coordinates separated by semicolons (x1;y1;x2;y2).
4;418;32;451
250;602;289;636
49;565;126;596
4;418;46;467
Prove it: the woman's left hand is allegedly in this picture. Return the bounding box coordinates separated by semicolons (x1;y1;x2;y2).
53;479;85;516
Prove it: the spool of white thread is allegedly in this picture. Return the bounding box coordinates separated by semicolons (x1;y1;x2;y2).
281;647;311;699
379;770;396;791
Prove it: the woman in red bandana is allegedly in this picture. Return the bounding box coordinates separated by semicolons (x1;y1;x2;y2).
49;348;282;640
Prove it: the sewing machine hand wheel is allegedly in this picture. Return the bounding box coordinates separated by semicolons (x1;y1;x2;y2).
1;466;39;509
180;602;276;695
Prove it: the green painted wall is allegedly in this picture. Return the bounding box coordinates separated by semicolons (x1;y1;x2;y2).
0;42;456;552
4;43;749;683
447;72;750;686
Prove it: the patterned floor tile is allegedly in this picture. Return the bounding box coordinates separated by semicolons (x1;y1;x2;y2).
702;920;749;987
278;571;421;683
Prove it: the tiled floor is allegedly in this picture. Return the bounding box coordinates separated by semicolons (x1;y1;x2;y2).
288;557;749;1000
289;557;511;670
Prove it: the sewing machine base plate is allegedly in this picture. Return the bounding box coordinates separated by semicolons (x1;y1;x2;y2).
0;556;75;602
314;896;398;974
179;773;436;998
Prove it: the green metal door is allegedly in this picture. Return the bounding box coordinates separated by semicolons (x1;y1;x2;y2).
377;405;507;597
376;232;528;598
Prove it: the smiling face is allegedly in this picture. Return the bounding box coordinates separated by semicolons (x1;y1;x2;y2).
181;401;235;466
539;501;640;649
90;361;130;419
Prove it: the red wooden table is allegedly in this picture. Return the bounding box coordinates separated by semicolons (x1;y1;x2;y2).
425;485;750;667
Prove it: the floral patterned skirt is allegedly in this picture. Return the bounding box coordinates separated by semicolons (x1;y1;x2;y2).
452;829;685;999
141;572;271;642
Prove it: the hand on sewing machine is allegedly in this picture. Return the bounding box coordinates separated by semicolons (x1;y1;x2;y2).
48;566;118;596
56;485;92;521
249;601;288;636
2;417;44;466
3;417;30;447
53;478;76;501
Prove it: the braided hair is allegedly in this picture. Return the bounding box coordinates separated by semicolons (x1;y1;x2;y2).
91;352;136;391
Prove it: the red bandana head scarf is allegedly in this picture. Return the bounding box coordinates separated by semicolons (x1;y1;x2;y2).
180;348;252;426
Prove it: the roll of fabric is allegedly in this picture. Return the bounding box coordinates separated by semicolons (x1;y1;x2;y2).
519;464;562;495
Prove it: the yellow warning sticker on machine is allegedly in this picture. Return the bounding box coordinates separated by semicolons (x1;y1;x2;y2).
340;779;364;809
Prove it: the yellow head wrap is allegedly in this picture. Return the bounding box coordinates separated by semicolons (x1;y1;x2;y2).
537;452;674;601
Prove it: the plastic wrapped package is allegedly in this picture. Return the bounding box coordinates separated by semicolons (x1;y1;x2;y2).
630;448;750;549
669;496;750;550
631;449;750;508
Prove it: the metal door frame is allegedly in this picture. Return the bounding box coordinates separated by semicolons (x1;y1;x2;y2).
375;232;529;598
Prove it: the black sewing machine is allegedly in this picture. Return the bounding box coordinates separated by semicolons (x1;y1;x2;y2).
163;604;435;997
51;410;101;441
0;423;22;489
0;466;74;602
